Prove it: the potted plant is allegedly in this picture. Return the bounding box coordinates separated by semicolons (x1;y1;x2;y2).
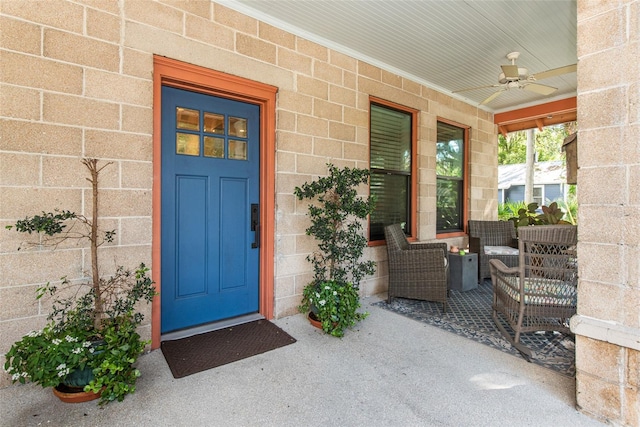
3;159;156;405
508;201;573;228
294;163;376;337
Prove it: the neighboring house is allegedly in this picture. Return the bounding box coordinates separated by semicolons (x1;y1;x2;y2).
0;2;637;425
498;161;568;205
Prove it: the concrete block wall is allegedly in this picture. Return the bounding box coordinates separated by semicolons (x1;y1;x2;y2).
0;0;156;389
572;1;640;425
0;1;496;387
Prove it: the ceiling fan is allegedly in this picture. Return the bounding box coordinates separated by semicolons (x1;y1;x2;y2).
453;52;577;105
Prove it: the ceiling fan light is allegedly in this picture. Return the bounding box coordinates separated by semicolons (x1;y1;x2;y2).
518;67;528;79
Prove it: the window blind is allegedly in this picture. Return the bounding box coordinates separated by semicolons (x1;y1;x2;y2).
370;104;412;241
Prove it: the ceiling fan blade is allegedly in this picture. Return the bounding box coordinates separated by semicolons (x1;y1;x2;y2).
501;64;519;79
532;64;577;81
480;91;503;105
524;83;557;95
453;84;500;94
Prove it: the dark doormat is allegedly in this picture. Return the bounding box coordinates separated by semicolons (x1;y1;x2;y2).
161;320;296;378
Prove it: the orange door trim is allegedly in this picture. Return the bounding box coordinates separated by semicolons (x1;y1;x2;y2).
151;56;277;349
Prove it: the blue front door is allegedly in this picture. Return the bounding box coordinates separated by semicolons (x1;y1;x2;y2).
161;86;260;333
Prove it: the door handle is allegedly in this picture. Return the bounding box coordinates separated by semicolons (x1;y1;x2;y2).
252;225;260;249
251;204;260;248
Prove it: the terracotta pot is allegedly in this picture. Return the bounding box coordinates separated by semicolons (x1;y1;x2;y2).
308;312;322;329
307;312;338;332
53;384;102;404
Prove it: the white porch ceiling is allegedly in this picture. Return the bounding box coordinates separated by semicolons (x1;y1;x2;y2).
219;0;577;114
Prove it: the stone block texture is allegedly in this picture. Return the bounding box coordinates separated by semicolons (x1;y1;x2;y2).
575;1;640;425
0;2;633;423
0;1;496;387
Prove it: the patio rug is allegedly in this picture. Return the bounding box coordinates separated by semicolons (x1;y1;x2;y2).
161;320;296;378
374;280;575;377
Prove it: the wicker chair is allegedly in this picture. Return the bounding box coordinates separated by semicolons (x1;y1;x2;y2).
468;220;519;281
489;225;578;360
384;224;449;312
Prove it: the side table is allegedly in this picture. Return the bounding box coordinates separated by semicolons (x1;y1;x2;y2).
448;252;478;292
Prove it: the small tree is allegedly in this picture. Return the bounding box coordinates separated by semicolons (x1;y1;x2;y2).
294;163;376;288
294;163;376;337
10;159;117;330
4;158;156;404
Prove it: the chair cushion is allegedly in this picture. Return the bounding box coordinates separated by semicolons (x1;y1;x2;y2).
499;277;577;306
484;245;519;256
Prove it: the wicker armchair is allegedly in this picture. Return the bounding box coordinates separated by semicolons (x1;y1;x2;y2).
489;225;578;360
468;220;519;281
384;224;449;312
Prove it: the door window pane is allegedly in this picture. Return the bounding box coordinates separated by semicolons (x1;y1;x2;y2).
177;108;199;131
229;140;247;160
229;117;247;137
204;136;224;158
176;133;200;156
204;112;224;134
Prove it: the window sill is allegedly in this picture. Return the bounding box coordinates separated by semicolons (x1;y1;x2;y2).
436;231;466;239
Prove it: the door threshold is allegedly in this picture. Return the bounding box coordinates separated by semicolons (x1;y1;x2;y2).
161;313;265;342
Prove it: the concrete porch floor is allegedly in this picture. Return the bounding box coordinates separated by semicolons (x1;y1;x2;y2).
0;294;603;426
